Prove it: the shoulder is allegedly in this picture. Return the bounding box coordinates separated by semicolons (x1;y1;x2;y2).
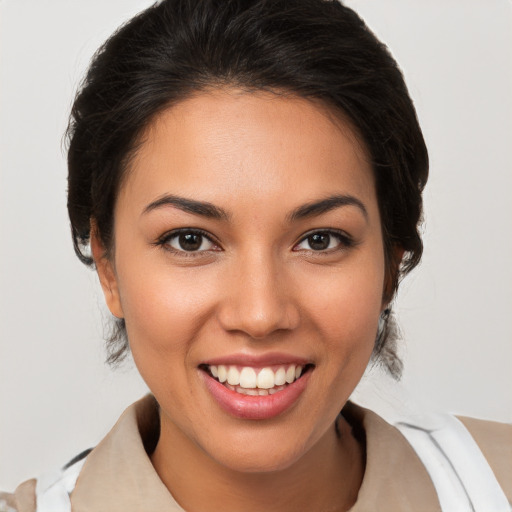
458;415;512;500
0;448;92;512
0;479;36;512
0;395;156;512
343;402;443;511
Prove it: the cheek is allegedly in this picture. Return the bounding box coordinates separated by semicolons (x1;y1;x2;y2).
116;264;219;412
115;254;216;361
301;254;385;356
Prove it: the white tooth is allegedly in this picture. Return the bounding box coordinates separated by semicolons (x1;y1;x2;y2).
269;388;278;395
210;365;218;378
217;365;227;383
274;367;286;386
258;389;269;396
295;365;303;379
257;367;275;389
225;383;235;391
286;365;296;383
239;367;257;388
227;366;240;386
244;388;259;396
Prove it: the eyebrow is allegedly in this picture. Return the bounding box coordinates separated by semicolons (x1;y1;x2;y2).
142;193;367;223
288;194;368;222
142;194;230;220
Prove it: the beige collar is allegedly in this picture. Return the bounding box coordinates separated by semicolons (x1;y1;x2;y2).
71;395;184;511
345;402;440;511
70;395;440;512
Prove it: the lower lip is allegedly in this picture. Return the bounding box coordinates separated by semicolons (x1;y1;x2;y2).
201;370;312;420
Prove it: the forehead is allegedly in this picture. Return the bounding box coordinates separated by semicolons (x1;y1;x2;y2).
120;88;376;217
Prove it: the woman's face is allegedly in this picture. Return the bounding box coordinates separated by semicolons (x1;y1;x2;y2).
96;89;386;472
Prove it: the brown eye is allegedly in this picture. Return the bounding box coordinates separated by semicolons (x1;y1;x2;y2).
165;230;216;252
179;233;203;251
294;230;353;252
307;233;331;251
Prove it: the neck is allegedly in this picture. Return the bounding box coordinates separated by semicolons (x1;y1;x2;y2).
151;414;364;512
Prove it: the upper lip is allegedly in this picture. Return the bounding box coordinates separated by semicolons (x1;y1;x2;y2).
201;352;312;367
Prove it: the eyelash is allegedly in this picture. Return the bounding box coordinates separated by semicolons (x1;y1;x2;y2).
293;229;355;254
154;228;355;256
154;228;220;257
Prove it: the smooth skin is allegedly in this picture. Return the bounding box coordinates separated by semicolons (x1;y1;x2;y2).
93;89;390;512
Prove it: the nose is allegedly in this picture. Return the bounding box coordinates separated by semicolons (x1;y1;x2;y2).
217;252;300;339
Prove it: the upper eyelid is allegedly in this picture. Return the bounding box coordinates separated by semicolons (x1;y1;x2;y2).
155;228;221;253
158;228;217;243
293;229;355;252
155;227;353;251
296;228;353;242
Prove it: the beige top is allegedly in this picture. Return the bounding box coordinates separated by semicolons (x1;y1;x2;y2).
3;395;511;512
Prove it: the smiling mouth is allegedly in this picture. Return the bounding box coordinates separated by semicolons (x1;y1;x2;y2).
199;363;314;396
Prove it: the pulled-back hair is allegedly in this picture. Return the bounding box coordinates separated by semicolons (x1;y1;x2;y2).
67;0;428;374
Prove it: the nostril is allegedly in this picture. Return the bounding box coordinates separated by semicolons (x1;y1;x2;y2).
216;275;300;338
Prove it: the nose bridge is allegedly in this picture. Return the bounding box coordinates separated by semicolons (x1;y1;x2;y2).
218;247;299;338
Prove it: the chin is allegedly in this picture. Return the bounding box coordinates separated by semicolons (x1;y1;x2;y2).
201;427;314;474
213;448;304;474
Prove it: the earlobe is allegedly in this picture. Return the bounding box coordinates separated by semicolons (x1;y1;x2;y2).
90;225;124;319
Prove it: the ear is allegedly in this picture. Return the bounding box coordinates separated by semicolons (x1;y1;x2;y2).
90;223;124;319
382;245;405;308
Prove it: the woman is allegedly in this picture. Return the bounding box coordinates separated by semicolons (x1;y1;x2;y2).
1;1;510;511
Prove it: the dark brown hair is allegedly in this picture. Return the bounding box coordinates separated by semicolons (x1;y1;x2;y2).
67;0;428;375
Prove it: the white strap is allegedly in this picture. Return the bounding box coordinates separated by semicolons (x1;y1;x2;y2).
35;457;86;512
397;415;511;512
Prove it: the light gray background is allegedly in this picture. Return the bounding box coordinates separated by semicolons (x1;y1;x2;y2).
1;0;511;490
